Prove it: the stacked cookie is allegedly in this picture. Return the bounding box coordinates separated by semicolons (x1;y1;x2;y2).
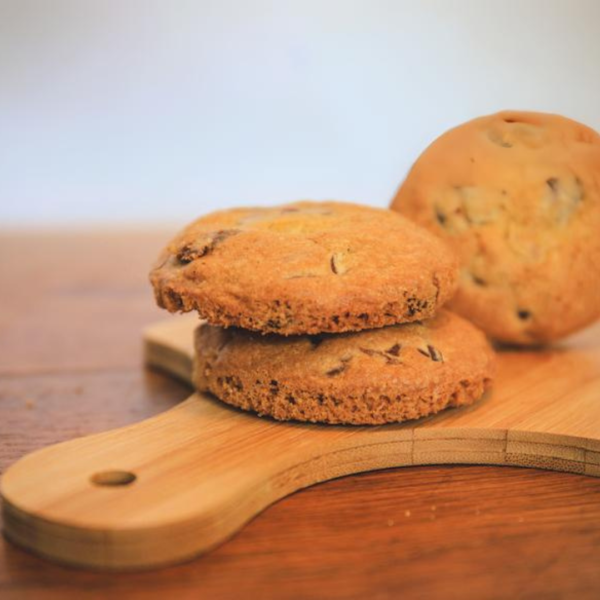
150;201;494;425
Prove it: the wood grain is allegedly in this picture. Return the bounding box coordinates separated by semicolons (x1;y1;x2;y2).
2;231;600;598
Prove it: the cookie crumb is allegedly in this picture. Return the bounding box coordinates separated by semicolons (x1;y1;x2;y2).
404;510;411;517
25;399;35;410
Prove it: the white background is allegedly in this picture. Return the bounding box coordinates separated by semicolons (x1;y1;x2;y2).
1;0;599;226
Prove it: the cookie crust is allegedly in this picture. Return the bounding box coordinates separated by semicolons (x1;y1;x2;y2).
151;201;458;335
192;310;495;425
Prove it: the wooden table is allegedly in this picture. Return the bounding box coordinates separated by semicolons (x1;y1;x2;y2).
1;230;600;600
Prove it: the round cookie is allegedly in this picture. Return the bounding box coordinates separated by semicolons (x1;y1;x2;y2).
150;201;458;335
193;310;495;425
391;111;600;345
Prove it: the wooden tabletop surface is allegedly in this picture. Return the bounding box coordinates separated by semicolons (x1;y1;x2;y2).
1;230;600;600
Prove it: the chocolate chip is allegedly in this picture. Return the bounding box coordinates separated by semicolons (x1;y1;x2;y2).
435;208;447;226
359;347;401;365
471;273;487;286
165;289;184;311
418;345;443;362
428;345;443;362
176;244;200;264
326;356;352;377
546;176;584;203
330;252;348;275
359;348;381;357
386;344;402;356
432;274;440;304
544;176;584;224
326;364;347;377
488;129;513;148
177;229;240;264
405;296;429;318
224;375;243;391
177;242;209;264
517;309;531;320
285;394;297;405
330;255;339;274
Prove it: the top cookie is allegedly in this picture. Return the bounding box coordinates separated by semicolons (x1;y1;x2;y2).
150;201;458;335
391;111;600;345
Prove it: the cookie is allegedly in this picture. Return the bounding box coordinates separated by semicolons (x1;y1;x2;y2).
192;310;495;425
150;201;458;335
391;111;600;345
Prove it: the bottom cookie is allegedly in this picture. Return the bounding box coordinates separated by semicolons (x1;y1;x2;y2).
193;310;495;425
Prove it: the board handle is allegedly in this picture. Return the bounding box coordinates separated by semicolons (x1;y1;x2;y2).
1;392;415;570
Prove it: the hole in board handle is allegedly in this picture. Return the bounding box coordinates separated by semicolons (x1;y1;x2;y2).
91;470;137;487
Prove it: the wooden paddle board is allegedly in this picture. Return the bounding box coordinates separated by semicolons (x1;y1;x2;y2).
2;316;600;570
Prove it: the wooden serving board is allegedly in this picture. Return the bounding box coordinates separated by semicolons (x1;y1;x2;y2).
2;316;600;571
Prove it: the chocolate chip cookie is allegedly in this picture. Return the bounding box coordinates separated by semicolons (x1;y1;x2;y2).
193;310;495;425
151;201;458;335
391;111;600;345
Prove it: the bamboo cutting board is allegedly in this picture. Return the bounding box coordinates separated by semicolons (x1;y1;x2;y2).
2;316;600;571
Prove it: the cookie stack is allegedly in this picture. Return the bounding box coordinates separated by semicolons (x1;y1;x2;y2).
150;201;494;425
